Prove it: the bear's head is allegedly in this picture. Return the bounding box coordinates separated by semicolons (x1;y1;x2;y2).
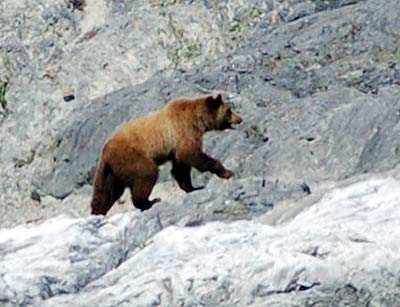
204;93;242;131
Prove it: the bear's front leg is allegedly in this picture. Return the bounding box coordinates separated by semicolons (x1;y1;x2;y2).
200;154;234;179
177;150;234;179
176;138;234;179
171;160;204;192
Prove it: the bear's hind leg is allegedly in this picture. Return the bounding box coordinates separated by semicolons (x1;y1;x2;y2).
91;174;125;215
129;162;160;211
109;178;125;207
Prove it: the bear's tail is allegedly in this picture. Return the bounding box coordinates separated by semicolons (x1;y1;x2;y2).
90;160;112;215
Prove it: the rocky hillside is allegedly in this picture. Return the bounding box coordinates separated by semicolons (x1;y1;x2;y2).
1;0;400;306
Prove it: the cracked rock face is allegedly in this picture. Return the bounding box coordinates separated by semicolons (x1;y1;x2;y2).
1;0;400;306
1;0;400;225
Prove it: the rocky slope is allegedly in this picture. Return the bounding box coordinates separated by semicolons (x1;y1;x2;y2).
1;168;400;306
1;0;400;306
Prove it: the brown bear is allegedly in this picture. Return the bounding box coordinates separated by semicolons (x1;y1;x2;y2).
90;93;242;215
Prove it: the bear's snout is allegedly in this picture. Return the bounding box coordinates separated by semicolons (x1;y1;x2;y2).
230;112;242;127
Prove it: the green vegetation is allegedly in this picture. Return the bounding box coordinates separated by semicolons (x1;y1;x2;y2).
395;48;400;62
230;7;262;33
14;150;36;168
230;20;243;32
0;76;10;116
0;54;12;117
311;0;351;11
373;48;400;64
158;11;199;66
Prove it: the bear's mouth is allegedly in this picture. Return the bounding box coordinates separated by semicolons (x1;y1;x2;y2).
230;118;242;129
229;114;242;129
228;121;241;129
218;118;242;130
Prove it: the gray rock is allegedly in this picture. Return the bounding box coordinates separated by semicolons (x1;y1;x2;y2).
1;0;400;304
1;0;400;226
1;168;399;306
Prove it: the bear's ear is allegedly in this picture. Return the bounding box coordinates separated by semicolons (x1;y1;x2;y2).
206;93;222;110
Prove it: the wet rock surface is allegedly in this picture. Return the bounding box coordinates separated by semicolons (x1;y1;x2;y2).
1;0;400;306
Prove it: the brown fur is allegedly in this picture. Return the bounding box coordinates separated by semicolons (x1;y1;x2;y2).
91;93;242;215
